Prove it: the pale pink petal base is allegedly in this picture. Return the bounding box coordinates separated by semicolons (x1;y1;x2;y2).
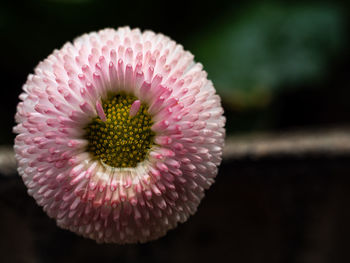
129;100;141;117
14;27;225;244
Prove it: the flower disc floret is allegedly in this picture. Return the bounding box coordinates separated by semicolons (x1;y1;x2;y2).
85;93;154;168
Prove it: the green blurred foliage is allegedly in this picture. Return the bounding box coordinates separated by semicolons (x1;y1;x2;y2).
191;3;345;110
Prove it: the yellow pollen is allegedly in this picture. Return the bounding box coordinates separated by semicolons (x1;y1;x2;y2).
85;93;154;168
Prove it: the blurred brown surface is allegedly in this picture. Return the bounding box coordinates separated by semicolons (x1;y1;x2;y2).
224;127;350;158
1;156;350;263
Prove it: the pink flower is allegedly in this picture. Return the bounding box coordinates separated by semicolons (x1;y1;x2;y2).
14;27;225;243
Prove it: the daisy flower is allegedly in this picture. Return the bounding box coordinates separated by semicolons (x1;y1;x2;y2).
14;27;225;243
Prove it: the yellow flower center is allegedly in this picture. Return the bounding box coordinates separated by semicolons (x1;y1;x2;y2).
85;93;154;168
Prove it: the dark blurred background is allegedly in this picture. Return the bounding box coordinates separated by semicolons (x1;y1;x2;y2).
1;0;350;262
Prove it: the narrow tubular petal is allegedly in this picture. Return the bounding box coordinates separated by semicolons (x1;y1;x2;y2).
95;100;106;122
129;100;141;117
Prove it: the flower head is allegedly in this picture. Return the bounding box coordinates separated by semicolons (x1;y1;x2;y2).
14;27;225;243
